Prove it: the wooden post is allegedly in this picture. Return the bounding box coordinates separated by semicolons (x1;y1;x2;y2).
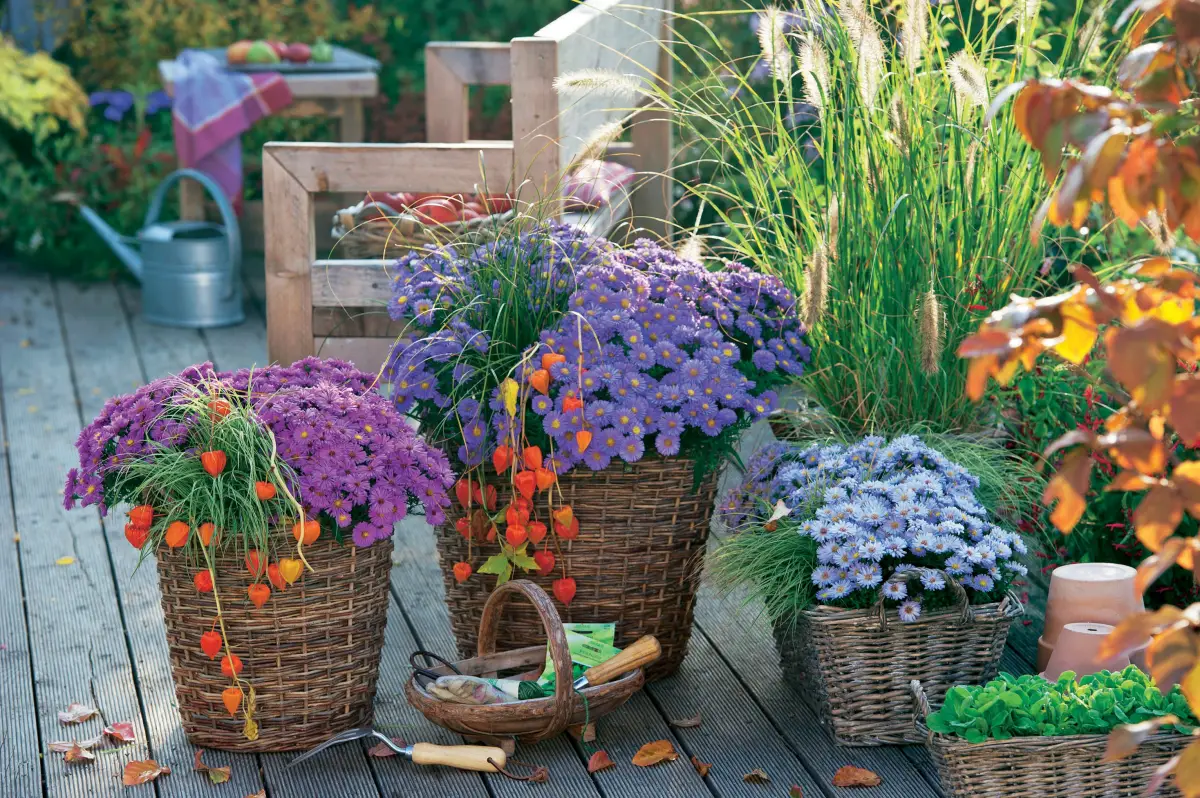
263;148;315;365
629;12;674;242
337;98;365;143
510;37;562;217
425;49;469;143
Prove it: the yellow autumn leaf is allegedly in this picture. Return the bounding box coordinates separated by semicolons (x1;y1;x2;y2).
500;378;519;417
1175;739;1200;798
55;556;75;566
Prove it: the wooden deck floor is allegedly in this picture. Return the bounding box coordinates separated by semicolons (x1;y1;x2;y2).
0;262;1044;797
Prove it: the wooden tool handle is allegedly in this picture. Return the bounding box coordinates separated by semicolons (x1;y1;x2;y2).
410;743;506;772
582;635;662;686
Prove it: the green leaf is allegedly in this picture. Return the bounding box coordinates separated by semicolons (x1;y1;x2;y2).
477;553;513;584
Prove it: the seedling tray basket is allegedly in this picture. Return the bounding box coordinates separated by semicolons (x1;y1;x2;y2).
404;580;644;748
912;681;1187;797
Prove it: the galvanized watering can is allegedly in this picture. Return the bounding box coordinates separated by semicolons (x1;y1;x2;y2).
77;169;243;328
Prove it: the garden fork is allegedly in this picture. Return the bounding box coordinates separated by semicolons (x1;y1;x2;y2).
288;727;506;772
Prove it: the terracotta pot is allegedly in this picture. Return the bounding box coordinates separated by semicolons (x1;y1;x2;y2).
1041;622;1130;681
1038;563;1144;671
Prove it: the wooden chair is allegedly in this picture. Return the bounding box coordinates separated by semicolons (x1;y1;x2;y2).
263;0;673;371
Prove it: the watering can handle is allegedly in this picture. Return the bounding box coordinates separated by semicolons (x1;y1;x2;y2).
144;169;242;298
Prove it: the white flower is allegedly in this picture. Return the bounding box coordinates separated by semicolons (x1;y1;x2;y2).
883;580;908;600
898;600;922;622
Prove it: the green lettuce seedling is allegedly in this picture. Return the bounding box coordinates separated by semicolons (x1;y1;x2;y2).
925;666;1195;743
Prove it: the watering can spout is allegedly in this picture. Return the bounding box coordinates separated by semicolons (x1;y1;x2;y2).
75;204;144;279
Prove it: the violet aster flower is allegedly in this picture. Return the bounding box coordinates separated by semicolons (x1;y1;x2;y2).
385;225;807;476
65;358;452;549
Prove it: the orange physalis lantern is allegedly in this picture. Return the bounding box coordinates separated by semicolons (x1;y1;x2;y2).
453;561;472;583
575;430;593;453
254;481;276;500
552;577;577;605
200;450;226;477
193;570;213;593
514;470;536;500
165;521;190;548
200;630;222;659
124;523;148;549
198;522;216;546
292;519;320;545
528;521;548;544
523;446;543;470
220;654;243;677
247;584;270;609
222;687;242;716
128;505;153;528
492;445;514;473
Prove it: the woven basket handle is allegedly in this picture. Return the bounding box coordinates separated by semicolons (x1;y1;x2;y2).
873;568;969;632
910;680;933;719
477;580;575;740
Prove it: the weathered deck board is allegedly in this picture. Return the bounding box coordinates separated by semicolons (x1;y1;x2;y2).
693;586;941;798
0;287;44;797
55;279;268;798
390;517;605;798
0;273;155;796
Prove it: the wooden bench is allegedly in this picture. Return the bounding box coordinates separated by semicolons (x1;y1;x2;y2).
263;0;673;372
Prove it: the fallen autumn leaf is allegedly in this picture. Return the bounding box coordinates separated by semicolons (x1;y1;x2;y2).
744;768;770;784
587;750;615;773
669;713;702;728
366;738;406;758
690;755;712;777
63;743;95;764
103;722;136;743
57;703;98;724
123;759;171;786
193;750;232;784
789;787;804;798
631;739;679;767
49;735;101;753
832;765;882;788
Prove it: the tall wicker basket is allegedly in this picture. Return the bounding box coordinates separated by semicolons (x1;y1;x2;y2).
158;538;393;752
437;456;718;681
912;681;1186;797
774;580;1022;746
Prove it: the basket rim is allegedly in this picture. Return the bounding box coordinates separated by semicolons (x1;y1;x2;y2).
915;718;1189;753
796;594;1019;626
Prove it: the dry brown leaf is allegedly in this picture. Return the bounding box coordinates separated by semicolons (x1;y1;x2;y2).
123;759;171;786
193;750;232;784
243;792;267;798
669;713;702;728
1105;716;1181;762
690;755;712;777
743;768;770;784
789;787;804;798
49;734;101;754
832;765;882;788
366;738;406;758
57;703;98;724
103;722;136;743
587;750;615;773
631;739;678;767
63;742;96;763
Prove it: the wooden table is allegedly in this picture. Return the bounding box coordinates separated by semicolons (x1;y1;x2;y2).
158;50;379;220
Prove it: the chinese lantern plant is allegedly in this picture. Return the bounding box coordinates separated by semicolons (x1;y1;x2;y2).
385;222;807;674
955;0;1200;789
64;358;453;750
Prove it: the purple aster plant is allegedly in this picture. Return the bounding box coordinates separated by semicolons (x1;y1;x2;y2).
717;435;1026;622
64;358;452;548
383;225;809;478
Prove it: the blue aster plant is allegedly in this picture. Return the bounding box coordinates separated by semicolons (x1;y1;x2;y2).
717;435;1027;623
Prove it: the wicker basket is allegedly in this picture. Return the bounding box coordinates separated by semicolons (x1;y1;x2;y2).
774;573;1022;746
332;202;510;259
405;580;645;747
437;455;718;681
158;538;393;751
912;681;1186;797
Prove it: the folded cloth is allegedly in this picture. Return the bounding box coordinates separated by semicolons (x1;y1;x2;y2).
562;159;636;212
170;50;292;213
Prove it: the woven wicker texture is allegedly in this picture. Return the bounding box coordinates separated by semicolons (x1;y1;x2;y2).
774;593;1021;746
333;206;508;259
405;580;644;745
158;538;393;752
913;682;1186;797
437;456;718;681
